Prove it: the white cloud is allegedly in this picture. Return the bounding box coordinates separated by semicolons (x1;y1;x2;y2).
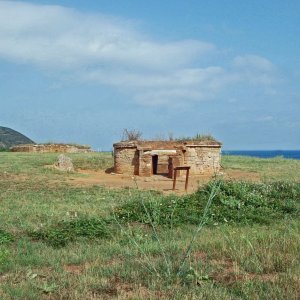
0;1;279;106
0;1;213;70
233;55;275;72
232;55;278;86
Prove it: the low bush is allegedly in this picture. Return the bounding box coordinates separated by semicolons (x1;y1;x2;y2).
175;133;218;142
29;217;110;247
115;180;300;226
0;248;10;266
26;180;300;247
0;230;14;245
122;129;143;141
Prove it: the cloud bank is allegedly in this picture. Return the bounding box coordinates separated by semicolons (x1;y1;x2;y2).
0;1;278;105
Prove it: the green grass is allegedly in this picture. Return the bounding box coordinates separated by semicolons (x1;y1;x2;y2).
222;154;300;181
175;133;219;143
115;180;300;226
0;152;113;175
0;152;299;299
29;217;111;247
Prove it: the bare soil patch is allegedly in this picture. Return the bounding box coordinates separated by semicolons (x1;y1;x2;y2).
210;259;278;285
0;172;28;181
191;251;208;261
63;264;86;275
222;169;260;182
90;276;165;299
64;169;260;194
67;169;207;194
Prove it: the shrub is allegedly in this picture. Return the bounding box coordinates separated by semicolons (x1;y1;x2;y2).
114;180;300;226
29;217;110;247
0;230;14;245
0;248;9;266
122;129;143;141
175;133;218;142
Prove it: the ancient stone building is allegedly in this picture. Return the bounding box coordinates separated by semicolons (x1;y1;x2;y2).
113;140;222;177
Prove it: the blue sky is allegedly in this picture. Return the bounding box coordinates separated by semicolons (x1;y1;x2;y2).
1;0;299;150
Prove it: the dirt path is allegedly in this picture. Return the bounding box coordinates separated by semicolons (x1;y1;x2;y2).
66;168;260;194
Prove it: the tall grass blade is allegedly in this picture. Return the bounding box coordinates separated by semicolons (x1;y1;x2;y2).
176;180;220;276
112;213;161;277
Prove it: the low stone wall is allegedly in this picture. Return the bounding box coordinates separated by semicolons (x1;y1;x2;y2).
10;144;91;153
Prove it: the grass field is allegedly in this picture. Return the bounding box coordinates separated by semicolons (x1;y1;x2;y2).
0;152;299;299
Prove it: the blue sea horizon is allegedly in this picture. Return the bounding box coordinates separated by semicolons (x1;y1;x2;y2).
222;150;300;160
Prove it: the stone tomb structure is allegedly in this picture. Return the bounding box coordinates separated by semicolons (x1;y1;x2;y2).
113;140;222;177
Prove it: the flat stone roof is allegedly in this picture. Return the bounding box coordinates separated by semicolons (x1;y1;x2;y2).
113;140;222;149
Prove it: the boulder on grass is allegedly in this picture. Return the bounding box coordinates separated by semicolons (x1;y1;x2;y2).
55;154;74;172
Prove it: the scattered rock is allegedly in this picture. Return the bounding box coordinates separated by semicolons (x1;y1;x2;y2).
55;154;74;172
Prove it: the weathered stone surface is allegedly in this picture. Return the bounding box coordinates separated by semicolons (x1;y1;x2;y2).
10;144;91;153
114;148;139;175
113;140;222;177
185;146;221;175
139;154;152;177
55;154;74;172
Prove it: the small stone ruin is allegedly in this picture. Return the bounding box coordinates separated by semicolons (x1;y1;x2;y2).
113;140;222;177
10;143;91;153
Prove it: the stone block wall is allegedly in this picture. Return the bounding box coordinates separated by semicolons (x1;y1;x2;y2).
186;146;221;175
10;144;91;153
114;147;139;175
113;140;222;177
138;154;152;177
169;155;184;178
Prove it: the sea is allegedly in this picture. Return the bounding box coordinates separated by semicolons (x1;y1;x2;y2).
222;150;300;160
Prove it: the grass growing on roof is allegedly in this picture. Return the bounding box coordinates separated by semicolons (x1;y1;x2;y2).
175;133;219;142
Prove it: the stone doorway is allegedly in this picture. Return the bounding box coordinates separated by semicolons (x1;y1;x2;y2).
152;155;158;175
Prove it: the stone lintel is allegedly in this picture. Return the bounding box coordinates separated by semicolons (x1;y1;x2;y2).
113;142;137;149
143;150;177;156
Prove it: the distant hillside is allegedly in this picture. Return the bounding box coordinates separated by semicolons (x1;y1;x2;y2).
0;126;34;149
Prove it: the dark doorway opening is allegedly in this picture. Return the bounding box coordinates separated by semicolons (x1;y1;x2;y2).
152;155;158;175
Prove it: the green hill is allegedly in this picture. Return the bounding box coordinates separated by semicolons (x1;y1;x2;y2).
0;126;34;149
